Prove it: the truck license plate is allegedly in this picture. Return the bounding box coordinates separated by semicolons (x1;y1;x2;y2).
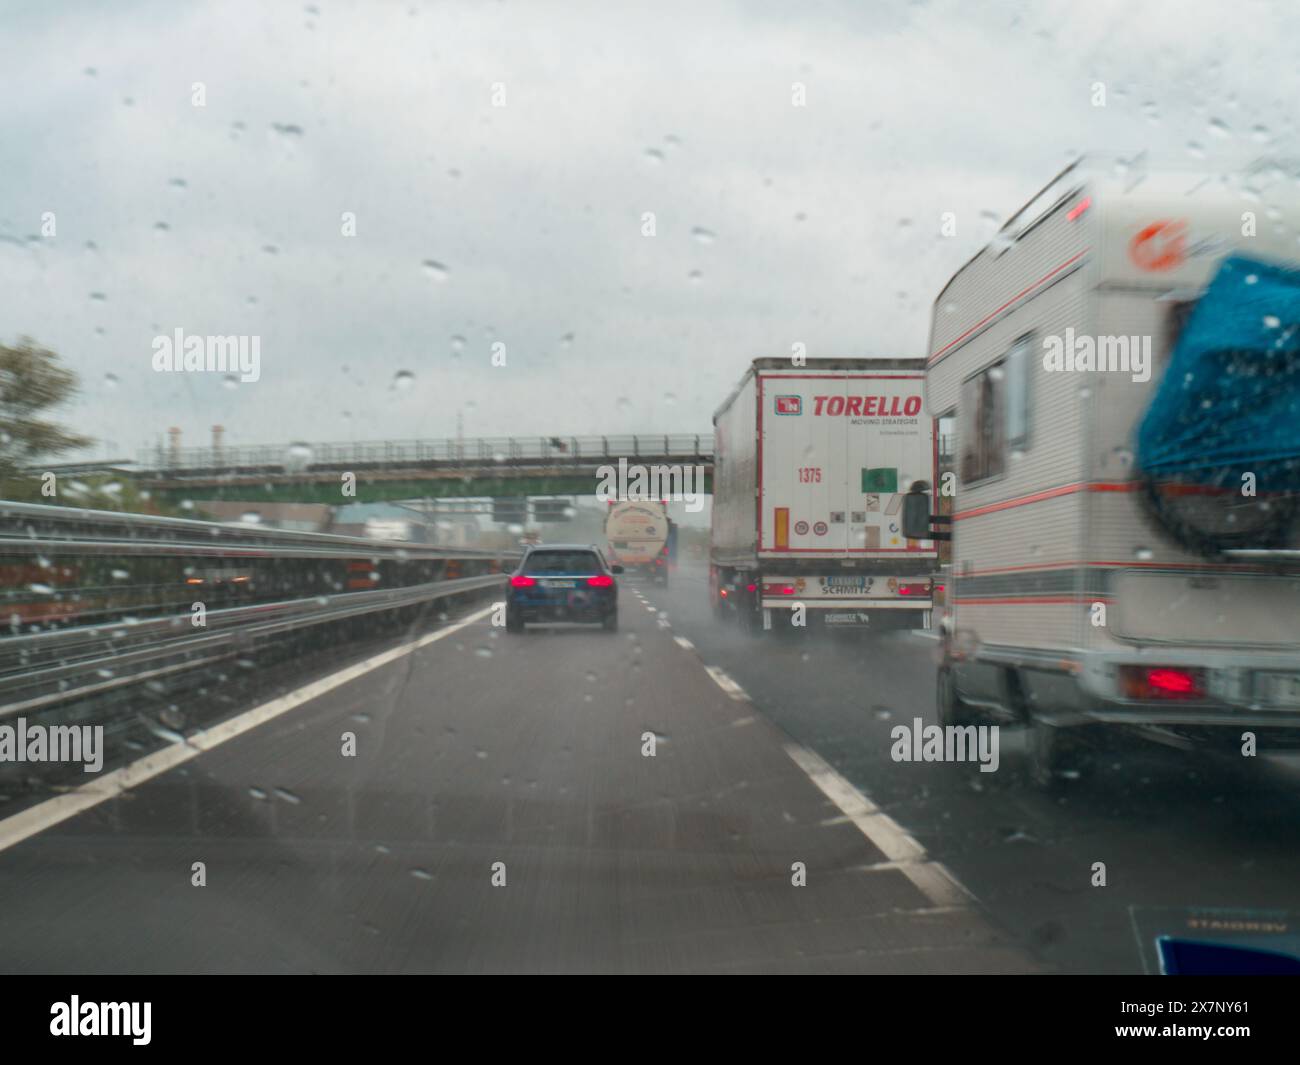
1258;672;1300;707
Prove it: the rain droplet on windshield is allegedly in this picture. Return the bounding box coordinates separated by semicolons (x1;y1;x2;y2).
392;370;416;391
421;260;450;281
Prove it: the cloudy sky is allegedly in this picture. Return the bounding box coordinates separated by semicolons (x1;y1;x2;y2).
1;0;1295;462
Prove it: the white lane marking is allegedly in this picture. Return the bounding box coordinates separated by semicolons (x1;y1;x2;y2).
0;605;495;855
783;742;971;908
703;665;751;702
673;636;695;651
688;655;971;909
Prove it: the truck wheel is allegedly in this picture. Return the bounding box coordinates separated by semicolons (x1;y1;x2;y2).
936;666;978;727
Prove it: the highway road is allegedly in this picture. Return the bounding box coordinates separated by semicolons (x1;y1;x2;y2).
0;561;1297;973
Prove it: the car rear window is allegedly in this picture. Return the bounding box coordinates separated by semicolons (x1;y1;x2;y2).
524;551;602;574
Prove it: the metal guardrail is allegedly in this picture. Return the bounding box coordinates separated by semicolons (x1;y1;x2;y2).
0;502;519;716
137;434;715;473
0;501;516;562
0;573;506;716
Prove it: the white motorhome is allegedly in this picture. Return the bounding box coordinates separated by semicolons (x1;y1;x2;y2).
908;156;1300;784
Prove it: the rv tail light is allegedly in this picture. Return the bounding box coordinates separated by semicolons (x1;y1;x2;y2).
1120;665;1206;700
510;575;535;588
897;582;931;596
587;574;614;587
762;583;796;596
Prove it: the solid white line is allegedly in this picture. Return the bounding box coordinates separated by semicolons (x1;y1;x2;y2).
690;657;971;909
0;605;495;855
673;636;695;651
782;742;971;908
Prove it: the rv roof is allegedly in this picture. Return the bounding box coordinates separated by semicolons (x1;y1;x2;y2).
933;153;1300;307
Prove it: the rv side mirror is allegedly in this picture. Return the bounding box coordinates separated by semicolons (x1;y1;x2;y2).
901;483;932;541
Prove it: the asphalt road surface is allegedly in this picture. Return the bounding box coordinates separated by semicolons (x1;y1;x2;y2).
0;561;1296;972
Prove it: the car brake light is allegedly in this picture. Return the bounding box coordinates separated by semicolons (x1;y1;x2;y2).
587;574;614;587
762;583;795;596
746;583;757;593
1119;665;1205;700
510;575;535;588
720;588;728;598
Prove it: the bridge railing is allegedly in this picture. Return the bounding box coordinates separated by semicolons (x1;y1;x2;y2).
138;434;715;473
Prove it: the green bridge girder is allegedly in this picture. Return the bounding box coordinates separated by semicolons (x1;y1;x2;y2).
147;471;714;505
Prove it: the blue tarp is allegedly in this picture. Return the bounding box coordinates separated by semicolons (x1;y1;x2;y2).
1136;254;1300;492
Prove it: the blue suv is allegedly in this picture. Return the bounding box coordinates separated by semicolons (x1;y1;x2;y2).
506;545;622;633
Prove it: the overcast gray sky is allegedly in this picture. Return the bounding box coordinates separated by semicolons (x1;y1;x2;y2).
1;0;1295;461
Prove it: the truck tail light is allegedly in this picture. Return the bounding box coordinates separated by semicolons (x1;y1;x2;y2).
1119;666;1206;700
762;583;795;595
897;582;931;596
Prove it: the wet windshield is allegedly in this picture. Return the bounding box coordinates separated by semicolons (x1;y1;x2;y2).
3;0;1300;1003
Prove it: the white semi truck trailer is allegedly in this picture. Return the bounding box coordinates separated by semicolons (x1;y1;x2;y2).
711;358;939;633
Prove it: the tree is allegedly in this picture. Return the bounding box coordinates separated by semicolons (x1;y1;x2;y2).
0;337;94;499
